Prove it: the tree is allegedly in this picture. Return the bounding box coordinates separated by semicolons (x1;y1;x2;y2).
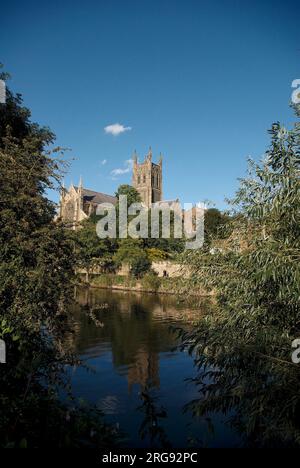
143;209;185;254
115;184;141;206
145;247;169;262
180;104;300;447
130;253;151;278
0;68;116;447
0;70;73;335
141;272;161;292
204;208;231;240
113;238;151;278
73;218;117;282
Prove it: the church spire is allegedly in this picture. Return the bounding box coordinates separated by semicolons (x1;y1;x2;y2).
147;146;152;161
77;176;83;213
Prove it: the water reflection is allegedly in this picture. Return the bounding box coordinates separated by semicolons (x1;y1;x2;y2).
72;288;199;392
138;387;171;449
68;287;238;447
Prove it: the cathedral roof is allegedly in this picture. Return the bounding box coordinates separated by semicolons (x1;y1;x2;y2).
74;186;117;205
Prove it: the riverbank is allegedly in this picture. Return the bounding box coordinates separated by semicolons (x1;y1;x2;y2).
77;274;213;297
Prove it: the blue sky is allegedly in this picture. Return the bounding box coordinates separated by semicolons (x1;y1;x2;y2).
1;0;299;209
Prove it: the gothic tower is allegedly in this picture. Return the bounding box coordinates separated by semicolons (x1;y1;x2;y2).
132;147;163;207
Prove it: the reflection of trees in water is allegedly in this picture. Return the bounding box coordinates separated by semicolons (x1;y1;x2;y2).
69;288;217;446
71;288;203;392
137;386;171;449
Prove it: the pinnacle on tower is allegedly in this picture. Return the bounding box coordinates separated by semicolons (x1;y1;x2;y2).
133;149;138;163
60;179;66;201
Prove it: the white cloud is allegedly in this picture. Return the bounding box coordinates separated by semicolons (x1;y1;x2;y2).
100;159;107;165
104;123;132;136
110;159;133;178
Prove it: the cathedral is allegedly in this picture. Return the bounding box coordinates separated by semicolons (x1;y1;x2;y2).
59;179;117;227
59;148;179;227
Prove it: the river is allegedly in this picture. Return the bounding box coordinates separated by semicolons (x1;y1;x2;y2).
66;287;239;448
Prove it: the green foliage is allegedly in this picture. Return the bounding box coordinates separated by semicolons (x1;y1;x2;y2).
72;218;117;278
180;104;300;447
204;208;231;241
130;254;151;278
115;184;185;256
138;387;171;448
115;184;141;205
113;239;151;278
113;238;144;265
0;73;117;447
143;235;185;255
72;182;185;279
141;272;161;292
69;183;184;277
91;274;137;288
143;209;185;254
145;247;169;262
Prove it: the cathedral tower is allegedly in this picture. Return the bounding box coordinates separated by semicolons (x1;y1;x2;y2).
132;147;163;207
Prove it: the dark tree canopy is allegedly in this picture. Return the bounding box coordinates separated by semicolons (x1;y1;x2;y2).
0;71;116;447
181;104;300;447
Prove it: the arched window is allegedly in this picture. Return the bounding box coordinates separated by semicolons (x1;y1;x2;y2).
143;174;146;183
138;175;141;184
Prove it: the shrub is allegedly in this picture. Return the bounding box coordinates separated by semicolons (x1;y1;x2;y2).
130;253;151;278
141;272;161;292
145;247;169;262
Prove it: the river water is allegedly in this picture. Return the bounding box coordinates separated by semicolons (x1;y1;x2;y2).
67;287;239;448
